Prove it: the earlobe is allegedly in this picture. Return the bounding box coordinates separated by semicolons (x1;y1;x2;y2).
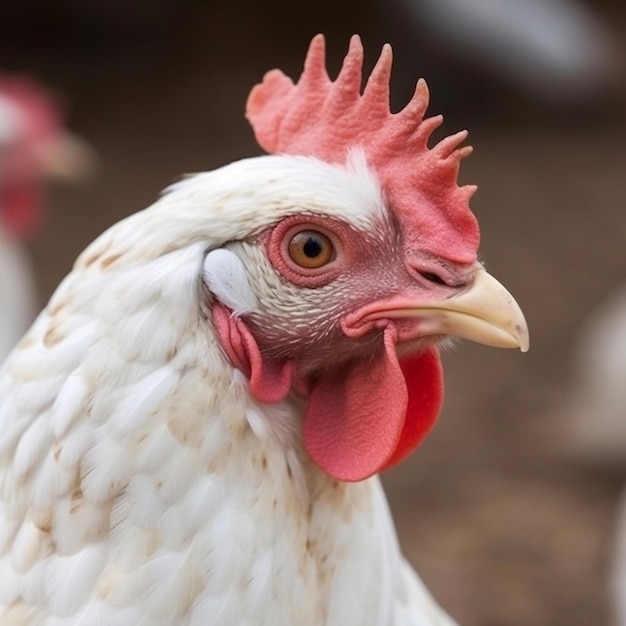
203;248;258;315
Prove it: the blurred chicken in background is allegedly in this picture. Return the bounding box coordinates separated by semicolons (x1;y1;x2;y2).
0;77;94;362
566;288;626;626
385;0;619;117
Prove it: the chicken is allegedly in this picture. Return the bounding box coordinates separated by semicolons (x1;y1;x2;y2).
567;287;626;626
0;76;94;362
385;0;615;106
0;227;35;363
0;35;528;625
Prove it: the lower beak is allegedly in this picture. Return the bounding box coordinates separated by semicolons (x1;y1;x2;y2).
366;268;529;352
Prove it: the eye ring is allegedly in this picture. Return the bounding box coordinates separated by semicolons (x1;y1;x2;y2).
288;229;335;269
267;216;346;288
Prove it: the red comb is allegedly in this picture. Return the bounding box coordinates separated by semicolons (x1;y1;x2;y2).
246;34;480;263
0;75;61;140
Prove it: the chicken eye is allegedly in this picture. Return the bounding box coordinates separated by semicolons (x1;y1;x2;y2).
288;230;334;269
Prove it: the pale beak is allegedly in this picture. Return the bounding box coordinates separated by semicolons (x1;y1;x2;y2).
34;131;97;182
402;268;529;351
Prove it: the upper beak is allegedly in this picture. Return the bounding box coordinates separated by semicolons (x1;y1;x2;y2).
351;268;529;352
408;268;529;351
34;131;97;183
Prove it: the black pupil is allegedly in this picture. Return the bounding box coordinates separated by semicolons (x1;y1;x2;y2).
303;237;323;258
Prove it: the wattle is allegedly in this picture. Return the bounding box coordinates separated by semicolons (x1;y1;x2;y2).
0;181;42;238
303;333;443;482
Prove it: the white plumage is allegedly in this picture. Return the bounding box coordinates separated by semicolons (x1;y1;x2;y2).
0;155;459;625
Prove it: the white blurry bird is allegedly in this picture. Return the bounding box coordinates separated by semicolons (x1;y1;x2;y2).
0;76;95;363
0;225;35;363
0;36;528;625
567;287;626;626
387;0;616;105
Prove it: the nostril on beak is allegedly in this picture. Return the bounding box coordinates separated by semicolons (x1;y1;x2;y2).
419;271;447;285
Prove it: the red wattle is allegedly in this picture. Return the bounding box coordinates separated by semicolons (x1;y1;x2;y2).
380;347;443;471
303;327;408;482
0;183;43;239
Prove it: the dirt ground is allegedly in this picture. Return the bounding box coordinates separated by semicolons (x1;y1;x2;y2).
2;2;626;625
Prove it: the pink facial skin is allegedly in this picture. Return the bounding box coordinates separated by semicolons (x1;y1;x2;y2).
212;211;475;481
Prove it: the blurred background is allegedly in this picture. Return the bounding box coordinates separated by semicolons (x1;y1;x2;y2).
0;1;625;624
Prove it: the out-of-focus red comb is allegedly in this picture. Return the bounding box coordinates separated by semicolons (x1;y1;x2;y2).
0;75;62;142
246;34;480;263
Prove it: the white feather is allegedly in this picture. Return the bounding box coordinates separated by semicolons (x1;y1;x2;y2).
0;557;20;604
245;406;269;439
0;509;19;554
54;420;94;472
51;371;90;438
123;473;166;530
189;588;243;626
242;548;273;614
10;521;45;574
44;543;107;617
157;476;225;547
132;425;181;474
31;450;75;510
20;564;46;608
12;416;52;478
80;433;131;504
138;550;195;619
109;365;180;436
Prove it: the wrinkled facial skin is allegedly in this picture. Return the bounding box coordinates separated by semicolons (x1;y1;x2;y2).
233;211;472;379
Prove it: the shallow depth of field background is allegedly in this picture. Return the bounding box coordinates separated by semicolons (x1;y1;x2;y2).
1;1;625;624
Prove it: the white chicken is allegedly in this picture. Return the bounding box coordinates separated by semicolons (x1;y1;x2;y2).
0;229;35;363
0;76;94;363
567;286;626;626
0;35;528;625
387;0;615;105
